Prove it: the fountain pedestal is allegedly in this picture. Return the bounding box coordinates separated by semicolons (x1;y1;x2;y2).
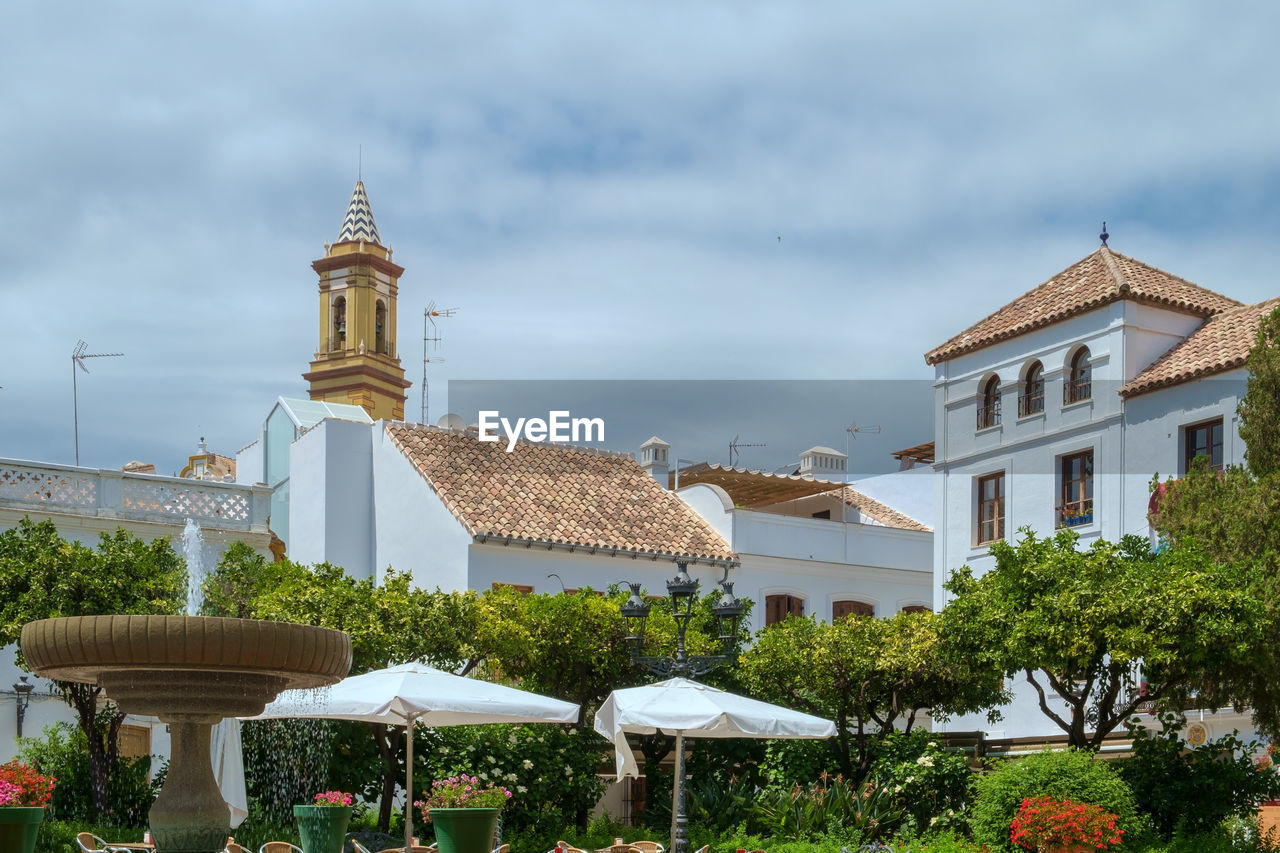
21;615;351;853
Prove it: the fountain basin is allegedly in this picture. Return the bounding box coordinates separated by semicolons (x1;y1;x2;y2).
21;615;351;853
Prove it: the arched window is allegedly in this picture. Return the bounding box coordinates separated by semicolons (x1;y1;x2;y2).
978;375;1001;429
375;300;387;354
1065;347;1092;403
901;605;931;614
765;594;804;626
833;600;874;621
332;296;347;351
1019;360;1044;416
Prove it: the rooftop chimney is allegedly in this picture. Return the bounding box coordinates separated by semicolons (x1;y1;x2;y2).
640;436;671;486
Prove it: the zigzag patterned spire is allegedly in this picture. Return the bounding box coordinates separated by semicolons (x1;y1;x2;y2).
336;180;382;246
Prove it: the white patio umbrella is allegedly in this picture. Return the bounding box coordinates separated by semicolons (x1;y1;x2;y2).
246;661;579;853
594;677;836;853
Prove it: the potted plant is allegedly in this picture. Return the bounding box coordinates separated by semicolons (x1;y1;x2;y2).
1010;795;1123;853
1061;506;1092;527
416;774;513;853
293;790;354;853
0;760;56;853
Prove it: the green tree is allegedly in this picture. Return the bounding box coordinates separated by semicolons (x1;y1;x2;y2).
739;609;1006;780
1238;304;1280;478
941;529;1263;750
203;546;485;831
0;518;185;817
475;586;632;722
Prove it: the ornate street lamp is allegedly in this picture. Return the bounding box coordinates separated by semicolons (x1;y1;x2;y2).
13;676;34;739
619;562;744;853
621;562;742;678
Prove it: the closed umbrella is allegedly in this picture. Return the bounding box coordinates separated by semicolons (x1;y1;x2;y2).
247;662;579;853
594;677;836;853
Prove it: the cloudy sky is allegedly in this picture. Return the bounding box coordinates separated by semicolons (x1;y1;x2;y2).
3;3;1279;475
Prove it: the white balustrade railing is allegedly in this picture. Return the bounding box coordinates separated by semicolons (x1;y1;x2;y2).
0;459;269;533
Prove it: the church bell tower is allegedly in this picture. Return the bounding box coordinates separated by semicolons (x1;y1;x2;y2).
303;181;411;420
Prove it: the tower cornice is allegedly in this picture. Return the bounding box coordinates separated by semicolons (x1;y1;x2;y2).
312;251;405;279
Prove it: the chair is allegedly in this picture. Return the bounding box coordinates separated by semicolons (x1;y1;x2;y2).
225;844;251;853
348;841;373;853
76;834;131;853
557;842;585;853
631;843;665;853
260;844;304;853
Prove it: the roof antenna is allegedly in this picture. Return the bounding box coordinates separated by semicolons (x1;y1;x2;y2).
728;435;766;467
422;300;458;424
1100;221;1109;247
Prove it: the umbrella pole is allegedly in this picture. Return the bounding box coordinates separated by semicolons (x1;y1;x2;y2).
670;732;688;853
405;719;415;853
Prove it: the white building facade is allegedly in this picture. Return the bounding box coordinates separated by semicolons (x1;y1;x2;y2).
926;243;1275;743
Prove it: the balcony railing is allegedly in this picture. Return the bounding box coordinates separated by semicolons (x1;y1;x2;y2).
1056;499;1094;528
319;337;396;357
977;402;1002;430
1064;378;1092;404
0;459;269;533
1018;390;1044;417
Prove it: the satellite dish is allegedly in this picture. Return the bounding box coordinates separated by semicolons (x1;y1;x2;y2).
436;413;467;431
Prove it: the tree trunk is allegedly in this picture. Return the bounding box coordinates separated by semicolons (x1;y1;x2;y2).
370;723;401;833
67;682;125;819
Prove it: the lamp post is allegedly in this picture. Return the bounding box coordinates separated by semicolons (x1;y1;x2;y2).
619;562;744;853
13;676;34;739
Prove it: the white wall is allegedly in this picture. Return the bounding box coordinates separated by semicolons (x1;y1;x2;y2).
289;419;376;579
370;426;472;592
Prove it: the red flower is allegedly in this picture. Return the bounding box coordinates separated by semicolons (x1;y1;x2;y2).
0;761;56;809
1010;795;1123;851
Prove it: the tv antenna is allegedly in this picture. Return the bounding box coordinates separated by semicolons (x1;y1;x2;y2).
422;301;458;424
728;435;766;468
71;339;123;466
845;420;881;480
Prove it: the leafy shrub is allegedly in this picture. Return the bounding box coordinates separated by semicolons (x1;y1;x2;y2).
1117;715;1280;838
751;775;905;842
18;722;161;826
418;723;607;839
970;748;1142;852
870;731;974;837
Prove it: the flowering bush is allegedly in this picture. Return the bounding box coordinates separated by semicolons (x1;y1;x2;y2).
416;774;512;821
0;761;57;808
1009;796;1123;852
312;790;353;807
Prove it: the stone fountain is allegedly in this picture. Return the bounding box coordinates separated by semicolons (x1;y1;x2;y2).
21;615;351;853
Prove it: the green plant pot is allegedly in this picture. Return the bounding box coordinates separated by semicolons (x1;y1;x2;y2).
294;804;353;853
430;807;501;853
0;806;46;853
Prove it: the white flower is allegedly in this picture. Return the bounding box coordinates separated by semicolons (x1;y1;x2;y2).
506;773;517;782
479;772;488;780
487;755;497;764
927;741;937;748
905;776;915;784
916;755;934;767
517;785;528;794
930;817;939;826
893;785;903;794
522;759;534;769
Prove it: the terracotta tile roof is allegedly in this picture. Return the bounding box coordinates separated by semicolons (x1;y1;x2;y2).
386;423;737;564
1120;298;1280;398
836;487;932;533
925;247;1242;365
